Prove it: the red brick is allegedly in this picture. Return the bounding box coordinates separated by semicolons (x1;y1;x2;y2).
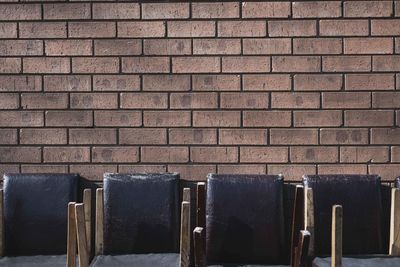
70;93;117;109
72;57;119;74
94;111;141;127
173;57;220;73
242;2;290;18
23;57;70;74
170;93;218;109
272;56;320;72
268;21;316;37
118;22;165;38
0;111;43;127
373;20;400;35
119;165;167;174
119;128;167;145
143;75;190;91
391;147;400;162
0;40;42;56
142;147;188;163
122;57;169;73
69;129;116;145
191;147;238;163
92;147;139;163
218;21;266;37
294;110;342;127
44;147;90;163
294;74;342;91
143;111;191;127
240;147;288;163
320;128;369;145
95;40;141;56
193;111;240;127
0;58;20;73
243;111;291;127
44;75;90;92
368;164;400;181
218;165;266;175
120;93;168;109
22;93;68;109
70;165;117;181
194;39;241;55
291;147;338;163
344;1;393;17
168;21;215;37
94;75;140;92
268;164;316;181
323;56;371;72
192;2;239;19
373;56;400;71
193;75;241;91
270;129;318;145
168;165;216;181
344;38;393;54
0;165;19;176
93;3;139;19
345;110;393;127
0;129;17;145
293;1;341;18
144;39;191;55
0;147;41;163
222;56;270;73
341;147;389;163
243;74;291;91
20;22;66;38
21;165;67;174
396;38;400;53
219;129;267;145
372;92;400;108
318;164;367;175
44;3;91;20
0;4;41;20
221;92;268;109
142;3;189;19
271;92;320;109
0;76;41;92
397;1;400;16
0;23;17;38
320;20;369;36
0;93;19;109
45;40;92;56
243;38;290;55
323;92;371;109
294;38;342;54
345;74;395;91
69;22;115;38
46;111;92;127
169;129;217;144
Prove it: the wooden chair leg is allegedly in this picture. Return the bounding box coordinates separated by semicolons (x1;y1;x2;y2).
304;187;315;257
76;203;89;267
95;188;104;256
390;188;400;256
196;182;206;228
193;227;205;267
67;202;77;267
293;230;310;267
291;185;305;266
180;199;191;267
331;205;342;267
83;189;91;256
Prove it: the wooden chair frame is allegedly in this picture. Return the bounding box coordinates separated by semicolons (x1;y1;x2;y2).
93;187;191;267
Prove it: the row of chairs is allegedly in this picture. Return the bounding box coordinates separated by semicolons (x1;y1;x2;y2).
0;173;399;267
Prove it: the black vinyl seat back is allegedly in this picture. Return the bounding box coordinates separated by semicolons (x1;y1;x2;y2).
395;177;400;189
103;173;180;255
303;174;383;256
3;173;78;256
206;174;285;265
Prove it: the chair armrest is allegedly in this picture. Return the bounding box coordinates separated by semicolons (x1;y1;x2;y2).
67;202;77;267
196;182;206;228
292;230;310;267
180;199;191;267
291;185;305;265
390;188;400;256
193;227;205;267
95;188;104;256
331;205;342;267
76;203;89;267
83;189;91;256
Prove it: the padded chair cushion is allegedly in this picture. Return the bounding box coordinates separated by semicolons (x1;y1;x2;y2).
90;253;179;267
206;174;285;264
303;175;383;255
3;173;78;256
313;256;400;267
0;254;68;267
103;173;180;255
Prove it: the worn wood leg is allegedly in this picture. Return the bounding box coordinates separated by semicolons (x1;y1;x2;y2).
331;205;342;267
76;203;89;267
196;182;206;228
180;200;190;267
293;230;310;267
390;188;400;256
304;187;314;257
95;188;104;256
193;227;205;267
67;202;77;267
83;189;91;256
291;185;305;266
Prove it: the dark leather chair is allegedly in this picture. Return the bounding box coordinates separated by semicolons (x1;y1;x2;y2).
193;174;308;267
301;174;400;267
86;173;191;267
0;173;89;267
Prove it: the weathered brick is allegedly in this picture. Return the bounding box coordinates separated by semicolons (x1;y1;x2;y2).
345;110;393;127
191;147;238;163
0;76;41;92
373;56;400;71
243;74;291;91
192;2;239;18
93;3;139;19
44;3;91;20
219;129;267;145
221;92;269;109
323;56;371;72
0;93;19;109
194;39;241;55
170;93;218;109
21;165;68;174
267;164;316;181
118;22;165;38
193;111;240;127
120;93;168;109
0;129;17;145
294;74;342;91
344;1;393;17
144;39;191;55
0;23;17;38
44;75;91;92
70;93;118;109
94;111;141;127
218;164;266;175
323;92;371;109
193;75;241;91
270;129;318;145
290;146;338;163
272;56;320;72
95;40;141;56
0;165;19;176
397;1;400;16
320;128;369;145
168;21;215;37
218;21;266;37
222;56;270;73
122;57;169;73
92;147;139;163
70;165;117;181
46;40;92;56
143;111;191;127
271;92;320;109
268;21;316;37
318;164;367;175
392;147;400;162
320;20;369;36
0;4;41;20
44;147;90;163
242;2;290;18
0;111;43;127
368;164;400;181
341;147;389;163
69;129;116;145
293;38;342;54
119;165;166;174
168;165;216;181
169;129;217;144
373;19;400;35
73;57;119;74
69;22;116;38
173;57;220;73
46;111;92;127
119;128;167;145
0;147;41;163
293;1;341;18
372;92;400;108
294;110;342;127
345;74;395;90
243;38;291;55
142;3;189;19
93;75;140;91
0;40;42;56
0;58;20;73
141;147;188;163
344;38;393;54
21;93;68;109
23;57;70;74
143;75;190;91
20;22;66;38
240;147;288;163
243;111;291;127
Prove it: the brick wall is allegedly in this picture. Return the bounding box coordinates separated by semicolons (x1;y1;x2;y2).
0;1;399;181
